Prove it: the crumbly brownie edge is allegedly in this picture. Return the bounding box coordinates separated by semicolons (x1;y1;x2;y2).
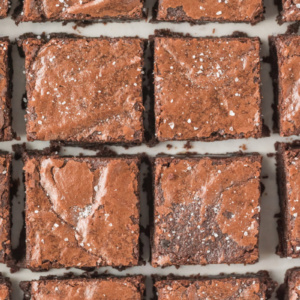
153;32;263;142
152;271;277;300
17;33;145;146
13;0;146;24
20;273;145;300
23;153;142;271
0;38;13;141
151;153;263;267
0;273;11;300
151;0;264;25
277;267;300;300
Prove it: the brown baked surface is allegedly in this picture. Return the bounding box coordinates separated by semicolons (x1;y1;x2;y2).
0;0;9;18
277;0;300;22
0;274;11;300
17;0;144;22
154;272;276;299
280;267;300;299
156;0;264;24
270;35;300;136
0;39;13;141
21;275;145;300
24;155;141;271
154;36;262;142
276;142;300;258
152;155;262;267
19;36;144;144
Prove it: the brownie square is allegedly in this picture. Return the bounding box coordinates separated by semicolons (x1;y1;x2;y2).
0;0;9;18
16;0;144;22
21;275;145;299
19;36;144;145
155;0;264;24
0;274;11;300
276;142;300;258
0;154;12;265
270;35;300;137
154;36;263;142
152;155;262;267
280;268;300;299
0;39;13;141
154;272;276;299
276;0;300;23
24;155;141;271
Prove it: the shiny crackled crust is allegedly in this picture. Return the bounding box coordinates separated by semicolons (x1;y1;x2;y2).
20;274;145;300
0;39;13;141
154;36;263;142
0;155;12;265
0;273;11;300
15;0;144;23
154;271;276;300
278;267;300;300
154;0;264;25
151;155;262;267
276;142;300;258
270;35;300;136
24;155;141;271
18;35;144;145
0;0;9;18
276;0;300;23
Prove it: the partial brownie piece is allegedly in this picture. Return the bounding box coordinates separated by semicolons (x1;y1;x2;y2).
279;268;300;299
276;0;300;23
270;34;300;136
154;35;263;142
0;0;9;18
21;274;145;300
15;0;144;23
0;274;11;300
276;142;300;258
24;154;141;271
154;272;276;299
155;0;264;25
0;154;11;265
0;39;13;141
18;35;144;145
152;154;262;267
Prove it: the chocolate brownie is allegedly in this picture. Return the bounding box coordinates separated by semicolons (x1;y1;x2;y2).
279;267;300;299
270;34;300;136
15;0;144;23
0;39;13;141
155;0;264;25
21;274;145;300
23;154;141;271
152;154;262;267
18;35;144;145
0;274;11;300
154;272;276;299
154;35;263;142
0;154;12;265
276;142;300;258
0;0;9;18
276;0;300;23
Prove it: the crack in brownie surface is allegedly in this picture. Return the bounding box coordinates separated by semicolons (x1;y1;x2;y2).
24;156;140;270
152;155;262;267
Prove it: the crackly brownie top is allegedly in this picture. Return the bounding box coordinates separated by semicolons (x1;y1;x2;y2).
0;282;10;300
154;37;262;141
282;148;300;256
281;0;300;22
0;0;9;18
24;156;140;270
286;268;300;299
274;35;300;136
155;277;270;299
22;37;144;143
0;156;11;263
157;0;263;23
21;0;144;21
152;156;262;267
26;277;144;300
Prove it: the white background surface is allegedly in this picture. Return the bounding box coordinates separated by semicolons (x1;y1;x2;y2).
0;0;299;299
